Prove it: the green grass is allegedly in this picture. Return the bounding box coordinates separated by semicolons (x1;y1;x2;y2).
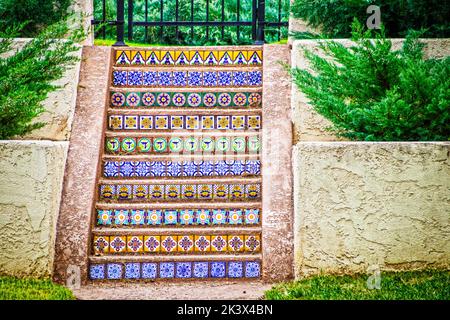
0;277;75;300
265;270;450;300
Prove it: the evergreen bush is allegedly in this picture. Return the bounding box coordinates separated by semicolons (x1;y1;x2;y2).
292;20;450;141
0;18;83;139
0;0;71;37
291;0;450;39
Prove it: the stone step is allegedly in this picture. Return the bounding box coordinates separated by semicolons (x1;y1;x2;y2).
95;202;261;210
104;131;261;138
107;108;261;115
99;176;261;184
92;227;261;235
111;68;263;88
88;256;262;280
102;154;259;161
91;233;261;254
109;86;262;93
113;46;263;69
89;254;262;263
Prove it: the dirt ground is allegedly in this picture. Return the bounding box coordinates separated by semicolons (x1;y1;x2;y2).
73;280;273;300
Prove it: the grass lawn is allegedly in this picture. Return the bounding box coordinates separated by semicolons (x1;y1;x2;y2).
0;276;75;300
265;270;450;300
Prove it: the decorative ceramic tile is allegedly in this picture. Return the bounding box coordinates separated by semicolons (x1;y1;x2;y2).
127;236;144;253
197;185;213;200
247;115;261;129
164;210;178;225
194;235;211;252
193;262;209;278
109;236;126;253
107;263;122;279
139;116;153;130
113;71;127;86
156;92;171;106
90;264;105;280
90;261;261;280
153;137;167;152
144;236;160;252
179;209;195;225
124;115;138;129
161;236;178;253
141;262;157;279
196;209;211;225
211;235;227;252
97;209;112;225
109;115;123;130
133;185;148;200
98;183;261;201
93;236;109;254
244;209;260;224
159;262;175;278
147;210;163;225
228;261;244;278
210;262;226;278
114;209;130;225
177;236;194;253
137;138;152;152
165;184;181;199
247;71;262;86
181;184;197;200
114;71;263;87
228;235;245;252
176;262;192;278
228;209;243;225
212;209;227;225
125;262;141;279
244;235;261;252
115;49;263;66
245;261;261;278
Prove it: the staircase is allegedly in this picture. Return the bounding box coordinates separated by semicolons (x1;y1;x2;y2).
88;47;263;281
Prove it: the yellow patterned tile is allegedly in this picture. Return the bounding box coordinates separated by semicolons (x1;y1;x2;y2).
194;235;211;252
228;235;245;252
109;236;127;253
177;235;194;253
93;236;109;254
161;235;178;253
210;235;227;252
126;235;144;253
244;235;261;252
144;235;161;253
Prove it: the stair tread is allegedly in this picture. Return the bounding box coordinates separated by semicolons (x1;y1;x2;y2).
95;202;261;209
92;226;261;234
102;154;260;161
98;176;261;184
89;253;262;262
110;86;262;93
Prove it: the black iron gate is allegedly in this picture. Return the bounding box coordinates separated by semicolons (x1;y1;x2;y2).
92;0;289;46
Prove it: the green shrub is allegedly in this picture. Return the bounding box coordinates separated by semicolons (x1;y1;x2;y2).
0;0;72;37
0;18;83;139
291;20;450;141
291;0;450;39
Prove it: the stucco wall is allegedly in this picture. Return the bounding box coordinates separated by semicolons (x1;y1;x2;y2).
291;39;450;142
293;142;450;277
0;141;68;277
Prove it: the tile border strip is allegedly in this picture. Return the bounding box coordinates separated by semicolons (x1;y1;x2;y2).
90;260;261;279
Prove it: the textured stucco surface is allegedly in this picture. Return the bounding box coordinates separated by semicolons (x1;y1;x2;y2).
293;142;450;277
291;39;450;142
262;44;294;281
4;39;82;141
0;141;68;277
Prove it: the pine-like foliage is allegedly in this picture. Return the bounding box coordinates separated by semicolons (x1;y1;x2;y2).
0;18;84;139
292;20;450;141
0;0;71;37
291;0;450;38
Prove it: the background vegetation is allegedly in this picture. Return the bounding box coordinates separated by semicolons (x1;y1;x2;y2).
291;0;450;39
0;0;71;37
93;0;290;45
292;21;450;141
265;270;450;300
0;19;83;139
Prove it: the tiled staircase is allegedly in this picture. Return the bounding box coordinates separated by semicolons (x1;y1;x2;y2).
88;47;263;281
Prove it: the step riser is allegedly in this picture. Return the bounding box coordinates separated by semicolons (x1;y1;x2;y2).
88;46;264;281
